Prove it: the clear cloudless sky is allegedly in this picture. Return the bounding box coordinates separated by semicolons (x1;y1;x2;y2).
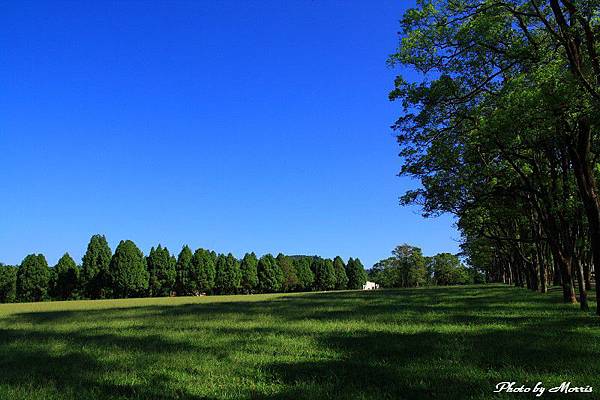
0;0;460;269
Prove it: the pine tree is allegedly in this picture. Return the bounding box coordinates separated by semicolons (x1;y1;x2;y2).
313;258;336;291
257;254;284;293
109;240;149;298
190;248;216;294
16;254;50;302
147;245;176;296
53;253;79;300
293;257;314;292
276;253;298;292
346;257;367;289
333;256;348;290
0;264;17;303
175;245;193;295
81;234;112;299
215;253;241;294
240;252;258;293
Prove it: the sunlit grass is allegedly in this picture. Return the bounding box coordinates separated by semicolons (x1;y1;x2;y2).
0;285;598;399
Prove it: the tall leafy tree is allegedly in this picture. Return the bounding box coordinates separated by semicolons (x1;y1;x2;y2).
52;253;79;300
333;256;349;290
346;257;367;290
276;253;298;292
240;252;259;293
390;0;600;312
313;258;337;291
109;240;149;298
81;234;112;299
257;254;284;293
0;264;17;303
175;245;193;295
293;256;315;292
17;254;50;302
428;253;470;286
214;253;241;294
190;248;216;294
392;245;427;288
147;245;176;297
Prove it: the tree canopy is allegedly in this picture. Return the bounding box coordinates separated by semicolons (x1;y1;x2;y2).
389;0;600;313
52;253;79;300
109;240;149;298
81;234;112;299
17;254;50;302
147;245;176;297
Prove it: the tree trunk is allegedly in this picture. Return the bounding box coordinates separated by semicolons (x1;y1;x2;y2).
551;246;577;303
575;258;589;311
568;120;600;314
536;244;547;293
583;259;592;291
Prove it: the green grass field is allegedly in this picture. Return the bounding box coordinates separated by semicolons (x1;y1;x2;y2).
0;285;598;399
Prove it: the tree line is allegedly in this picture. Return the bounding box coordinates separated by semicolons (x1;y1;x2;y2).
0;234;367;303
369;244;484;288
390;1;600;313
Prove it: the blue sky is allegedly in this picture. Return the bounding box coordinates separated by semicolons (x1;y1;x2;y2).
0;0;459;268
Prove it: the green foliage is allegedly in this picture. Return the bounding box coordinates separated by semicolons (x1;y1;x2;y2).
276;253;299;292
257;254;284;293
428;253;470;286
109;240;149;298
333;256;348;290
369;257;399;288
393;245;427;288
81;234;112;299
312;258;337;291
240;252;258;293
175;245;193;295
389;0;600;308
190;248;216;294
52;253;80;300
16;254;50;302
147;245;176;297
0;264;17;303
3;239;366;302
346;257;367;289
214;253;242;294
292;257;315;291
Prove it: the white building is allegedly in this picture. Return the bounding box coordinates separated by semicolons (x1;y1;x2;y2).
362;281;379;290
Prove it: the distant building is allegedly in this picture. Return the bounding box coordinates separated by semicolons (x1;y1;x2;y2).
362;281;379;290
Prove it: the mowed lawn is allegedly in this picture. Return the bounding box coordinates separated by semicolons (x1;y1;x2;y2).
0;285;598;400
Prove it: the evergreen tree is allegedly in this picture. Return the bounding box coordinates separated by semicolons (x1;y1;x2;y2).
293;257;314;292
147;245;176;297
175;245;193;295
333;256;348;290
214;253;241;294
81;234;112;299
276;253;298;292
313;258;337;291
109;240;149;298
16;254;50;302
0;264;17;303
53;253;79;300
190;248;216;294
346;257;367;289
257;254;284;293
240;252;258;293
226;253;242;293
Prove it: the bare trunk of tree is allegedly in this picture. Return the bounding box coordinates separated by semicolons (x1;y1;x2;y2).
568;119;600;314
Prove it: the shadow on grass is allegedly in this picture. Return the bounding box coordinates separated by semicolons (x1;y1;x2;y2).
0;285;598;399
